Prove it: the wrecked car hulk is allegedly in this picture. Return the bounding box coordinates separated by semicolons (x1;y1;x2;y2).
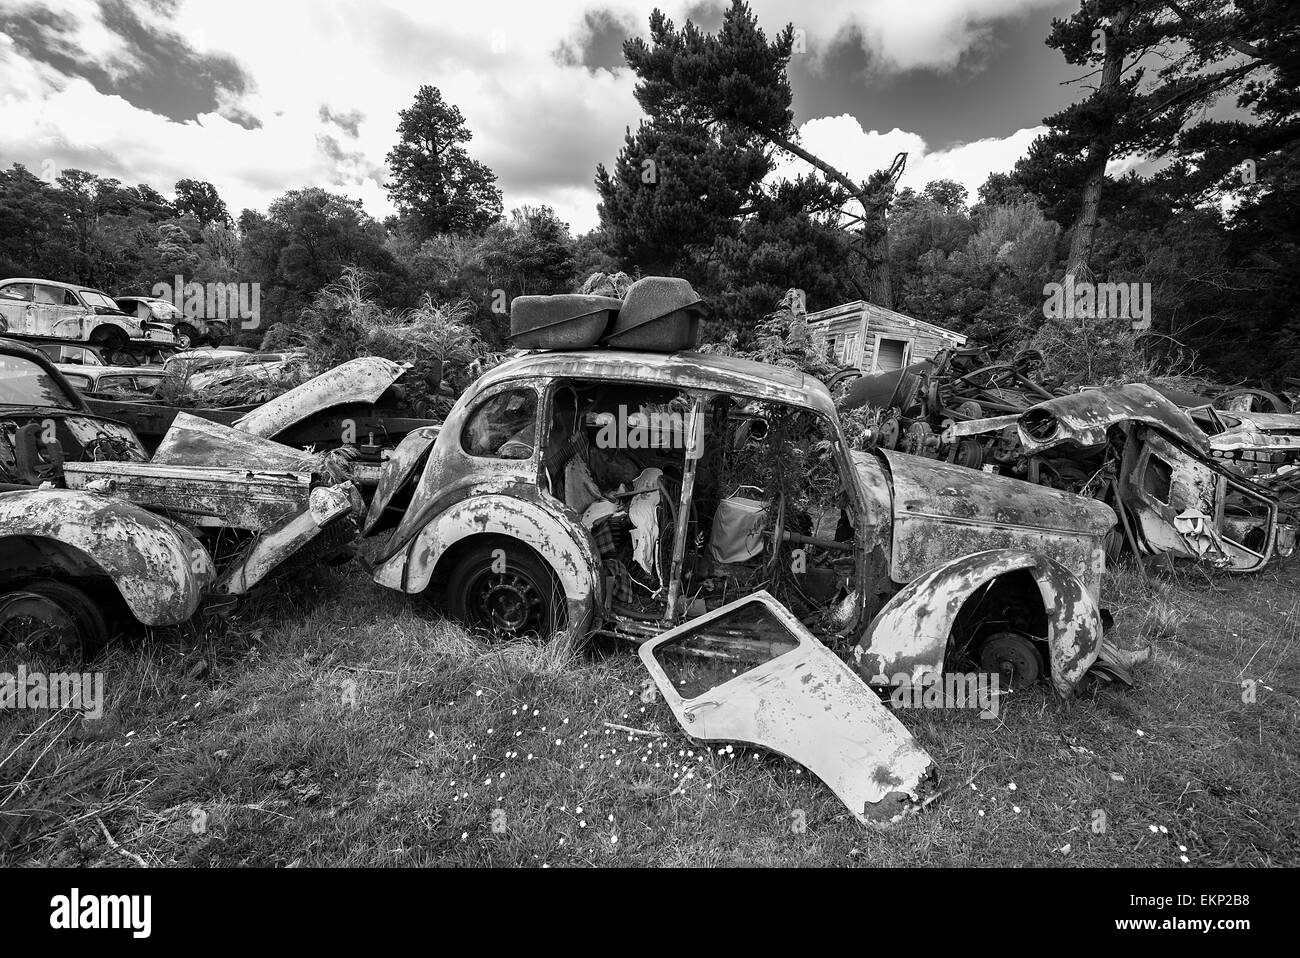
0;337;362;662
364;348;1122;699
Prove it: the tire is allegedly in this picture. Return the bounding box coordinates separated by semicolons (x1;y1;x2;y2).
444;542;563;640
0;581;107;665
23;579;110;653
174;324;199;349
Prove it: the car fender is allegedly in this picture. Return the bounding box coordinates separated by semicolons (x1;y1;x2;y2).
371;485;601;629
852;549;1102;697
362;425;441;536
0;489;213;626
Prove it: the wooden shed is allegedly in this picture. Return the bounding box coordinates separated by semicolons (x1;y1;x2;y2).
805;300;967;373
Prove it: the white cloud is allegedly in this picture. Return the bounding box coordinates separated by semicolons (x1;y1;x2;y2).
770;113;1045;208
0;0;1059;233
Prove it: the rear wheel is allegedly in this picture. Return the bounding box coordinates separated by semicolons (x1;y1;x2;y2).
444;543;562;640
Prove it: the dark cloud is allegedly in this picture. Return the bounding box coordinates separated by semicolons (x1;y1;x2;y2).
319;105;365;138
681;2;725;33
788;4;1079;148
553;9;635;72
0;0;260;129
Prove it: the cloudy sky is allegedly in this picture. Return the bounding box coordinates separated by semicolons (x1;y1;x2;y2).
0;0;1087;232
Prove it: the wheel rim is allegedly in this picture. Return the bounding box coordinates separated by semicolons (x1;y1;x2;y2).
979;632;1043;691
468;569;548;638
0;592;85;663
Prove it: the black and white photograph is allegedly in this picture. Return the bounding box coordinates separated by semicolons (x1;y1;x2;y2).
0;0;1294;933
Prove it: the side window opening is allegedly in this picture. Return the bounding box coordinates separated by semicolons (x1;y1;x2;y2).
461;388;538;459
1143;455;1174;504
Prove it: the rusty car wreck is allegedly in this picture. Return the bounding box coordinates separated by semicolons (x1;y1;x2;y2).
360;288;1132;822
0;337;364;661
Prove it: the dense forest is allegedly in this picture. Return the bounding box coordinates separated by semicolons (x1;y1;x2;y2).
0;0;1295;386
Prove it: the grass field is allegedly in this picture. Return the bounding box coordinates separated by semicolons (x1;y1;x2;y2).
2;558;1297;867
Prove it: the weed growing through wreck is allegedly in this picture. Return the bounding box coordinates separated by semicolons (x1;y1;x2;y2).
2;561;1298;866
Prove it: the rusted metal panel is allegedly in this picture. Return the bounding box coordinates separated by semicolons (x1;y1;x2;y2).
0;488;212;625
57;416;150;460
880;448;1114;593
640;591;936;823
852;550;1103;698
371;479;601;631
1121;427;1277;572
217;483;356;594
150;412;317;472
1019;384;1208;453
362;425;441;535
232;357;410;438
62;460;313;531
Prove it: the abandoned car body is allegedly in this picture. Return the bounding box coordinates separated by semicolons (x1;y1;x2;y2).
1017;385;1285;571
0;338;361;660
365;348;1119;697
0;278;178;351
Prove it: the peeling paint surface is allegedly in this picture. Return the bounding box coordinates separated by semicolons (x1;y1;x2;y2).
233;356;409;438
363;425;441;535
217;483;355;594
0;489;212;625
853;550;1102;697
62;460;313;531
372;481;601;620
1020;384;1209;454
881;449;1114;594
1122;428;1277;571
640;592;936;823
151;413;318;472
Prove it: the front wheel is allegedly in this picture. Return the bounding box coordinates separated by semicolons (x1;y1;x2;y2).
978;631;1044;691
444;543;563;640
0;581;107;667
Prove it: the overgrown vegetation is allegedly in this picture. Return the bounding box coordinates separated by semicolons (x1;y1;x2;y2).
261;266;500;413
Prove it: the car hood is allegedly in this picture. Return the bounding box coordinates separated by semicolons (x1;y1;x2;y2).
234;356;409;439
854;449;1116;598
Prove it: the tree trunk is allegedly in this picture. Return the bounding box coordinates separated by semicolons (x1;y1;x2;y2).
1065;2;1137;280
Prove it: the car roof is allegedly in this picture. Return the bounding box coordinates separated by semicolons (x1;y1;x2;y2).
475;349;836;417
0;278;112;296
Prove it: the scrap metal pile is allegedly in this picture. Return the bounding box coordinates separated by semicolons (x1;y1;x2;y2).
838;345;1299;569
